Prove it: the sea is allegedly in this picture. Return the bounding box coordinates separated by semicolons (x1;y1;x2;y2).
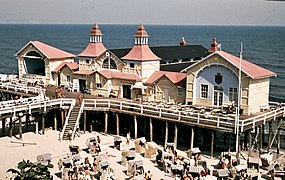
0;24;285;102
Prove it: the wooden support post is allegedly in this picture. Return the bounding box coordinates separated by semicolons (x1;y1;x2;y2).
2;118;5;135
104;112;108;135
244;130;248;151
116;113;119;135
9;117;13;137
134;115;137;139
211;130;215;158
259;126;263;150
165;121;168;147
61;110;65;127
228;133;231;152
149;118;153;142
25;115;29;131
268;121;272;150
42;114;45;135
277;119;281;154
19;115;22;140
83;111;86;133
190;127;194;149
89;113;93;133
200;129;204;147
174;124;178;149
53;111;57;131
35;116;38;134
249;131;252;157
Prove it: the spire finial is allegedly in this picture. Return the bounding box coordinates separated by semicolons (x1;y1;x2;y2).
180;37;187;46
208;37;220;53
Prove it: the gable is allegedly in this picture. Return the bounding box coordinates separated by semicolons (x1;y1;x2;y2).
94;50;125;71
186;51;276;79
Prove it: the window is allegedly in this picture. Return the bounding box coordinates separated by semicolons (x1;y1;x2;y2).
201;84;208;98
102;58;117;69
130;63;134;68
229;87;238;102
86;59;90;64
66;75;71;82
96;83;102;88
177;88;185;97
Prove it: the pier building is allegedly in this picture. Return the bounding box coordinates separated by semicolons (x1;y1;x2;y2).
6;23;284;158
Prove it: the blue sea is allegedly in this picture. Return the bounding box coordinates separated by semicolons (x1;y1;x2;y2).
0;24;284;102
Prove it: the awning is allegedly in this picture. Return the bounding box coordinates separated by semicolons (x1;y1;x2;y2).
131;82;147;90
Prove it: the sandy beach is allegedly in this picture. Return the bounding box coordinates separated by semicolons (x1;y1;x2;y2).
0;128;225;180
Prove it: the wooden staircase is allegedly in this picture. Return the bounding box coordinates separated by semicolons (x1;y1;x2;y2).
62;105;81;140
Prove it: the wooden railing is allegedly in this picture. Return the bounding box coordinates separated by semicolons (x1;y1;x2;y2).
80;99;285;133
0;98;76;117
0;81;45;95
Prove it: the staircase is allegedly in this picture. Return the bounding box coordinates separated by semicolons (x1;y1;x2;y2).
62;105;81;140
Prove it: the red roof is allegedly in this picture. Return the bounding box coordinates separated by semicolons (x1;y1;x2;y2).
74;70;94;75
134;24;149;37
122;45;161;61
78;43;107;58
99;70;142;81
146;71;187;84
218;51;276;79
52;62;79;73
30;41;75;59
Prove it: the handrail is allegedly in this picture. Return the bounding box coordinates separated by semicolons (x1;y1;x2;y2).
60;100;76;141
80;98;237;131
72;102;85;140
0;98;75;117
79;98;285;133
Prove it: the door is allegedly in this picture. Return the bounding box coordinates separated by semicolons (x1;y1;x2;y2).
122;84;131;99
213;86;223;106
57;74;61;86
163;88;169;102
79;79;86;92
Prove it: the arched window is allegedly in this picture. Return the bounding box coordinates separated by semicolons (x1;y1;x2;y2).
102;58;117;69
24;51;45;75
26;51;42;57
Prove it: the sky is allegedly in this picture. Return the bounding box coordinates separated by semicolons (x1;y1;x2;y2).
0;0;285;26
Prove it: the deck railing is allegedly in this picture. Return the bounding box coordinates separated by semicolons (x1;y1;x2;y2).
0;80;45;95
0;97;75;117
80;98;285;133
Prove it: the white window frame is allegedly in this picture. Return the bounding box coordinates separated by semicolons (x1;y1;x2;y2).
200;84;208;99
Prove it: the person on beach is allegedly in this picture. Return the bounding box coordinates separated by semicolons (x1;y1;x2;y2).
68;129;72;141
97;135;101;144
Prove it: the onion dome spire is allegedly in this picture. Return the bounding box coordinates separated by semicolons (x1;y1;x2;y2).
89;23;103;43
179;37;187;46
208;38;220;53
122;24;160;61
78;23;107;58
134;24;149;45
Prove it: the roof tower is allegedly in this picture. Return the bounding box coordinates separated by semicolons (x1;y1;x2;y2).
78;23;107;58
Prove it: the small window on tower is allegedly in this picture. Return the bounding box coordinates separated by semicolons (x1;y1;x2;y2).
130;63;135;68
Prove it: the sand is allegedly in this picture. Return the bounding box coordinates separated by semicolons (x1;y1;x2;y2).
0;129;235;180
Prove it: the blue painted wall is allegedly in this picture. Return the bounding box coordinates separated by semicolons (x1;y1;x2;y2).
196;65;238;103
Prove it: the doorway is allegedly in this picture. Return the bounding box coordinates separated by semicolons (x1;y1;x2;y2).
163;88;169;102
79;79;86;92
122;84;131;99
213;86;223;106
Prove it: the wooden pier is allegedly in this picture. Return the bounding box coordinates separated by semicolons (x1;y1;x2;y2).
0;76;285;157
